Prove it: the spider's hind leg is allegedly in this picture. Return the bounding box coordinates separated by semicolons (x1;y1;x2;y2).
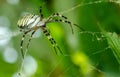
42;27;63;54
20;31;30;59
26;30;36;52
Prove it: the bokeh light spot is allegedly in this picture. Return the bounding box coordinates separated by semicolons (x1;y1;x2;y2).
0;26;11;47
0;16;10;27
6;0;19;5
3;47;18;64
23;55;37;76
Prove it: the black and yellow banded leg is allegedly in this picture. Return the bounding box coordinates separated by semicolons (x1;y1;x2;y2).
26;31;36;51
53;19;85;33
39;6;43;20
48;13;68;21
54;19;74;34
42;27;63;54
20;31;30;59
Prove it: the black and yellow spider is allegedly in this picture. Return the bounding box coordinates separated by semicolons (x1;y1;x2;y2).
17;7;84;59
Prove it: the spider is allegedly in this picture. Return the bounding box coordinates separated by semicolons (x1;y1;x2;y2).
17;7;84;59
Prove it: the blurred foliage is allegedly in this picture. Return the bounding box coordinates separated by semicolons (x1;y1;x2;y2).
105;32;120;64
0;0;120;77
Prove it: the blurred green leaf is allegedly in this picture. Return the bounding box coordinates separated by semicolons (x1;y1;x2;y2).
105;32;120;64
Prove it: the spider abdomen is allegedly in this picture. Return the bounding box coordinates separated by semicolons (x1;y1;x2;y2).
17;14;41;31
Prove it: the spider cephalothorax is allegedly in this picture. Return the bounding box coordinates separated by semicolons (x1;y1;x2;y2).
17;7;84;58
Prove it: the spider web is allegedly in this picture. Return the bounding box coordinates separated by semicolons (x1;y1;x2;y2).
15;0;120;77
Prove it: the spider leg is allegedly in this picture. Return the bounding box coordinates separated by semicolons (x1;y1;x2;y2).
47;13;75;33
39;6;43;20
73;24;85;31
49;37;63;54
26;30;36;52
54;19;74;33
47;13;85;33
53;19;85;33
20;30;30;59
48;13;68;21
41;27;63;54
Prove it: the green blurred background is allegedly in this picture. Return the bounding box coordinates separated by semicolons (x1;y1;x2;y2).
0;0;120;77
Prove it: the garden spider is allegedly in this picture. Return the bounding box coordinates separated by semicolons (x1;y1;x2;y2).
17;7;84;59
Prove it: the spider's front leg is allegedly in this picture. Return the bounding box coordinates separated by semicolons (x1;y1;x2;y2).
48;13;68;21
39;6;43;20
41;26;63;54
47;13;85;34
